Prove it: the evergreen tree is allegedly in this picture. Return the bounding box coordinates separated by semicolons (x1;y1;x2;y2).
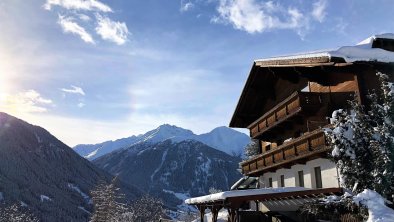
90;178;126;222
0;203;39;222
125;195;164;222
90;178;165;222
325;72;394;199
367;72;394;199
243;139;260;160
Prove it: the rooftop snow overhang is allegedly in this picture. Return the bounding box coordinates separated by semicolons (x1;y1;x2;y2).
185;187;345;206
229;34;394;128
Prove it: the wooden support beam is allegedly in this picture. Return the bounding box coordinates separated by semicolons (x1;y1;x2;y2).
198;205;206;222
210;206;222;222
227;208;237;222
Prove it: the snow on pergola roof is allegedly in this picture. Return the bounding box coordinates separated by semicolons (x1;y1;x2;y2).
185;187;308;205
254;33;394;66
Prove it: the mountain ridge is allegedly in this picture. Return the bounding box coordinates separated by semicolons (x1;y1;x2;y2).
74;124;250;160
93;139;242;211
0;112;141;222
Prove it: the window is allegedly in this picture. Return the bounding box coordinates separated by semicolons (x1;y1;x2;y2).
280;175;285;187
298;171;304;187
314;167;322;188
265;144;271;152
268;178;273;188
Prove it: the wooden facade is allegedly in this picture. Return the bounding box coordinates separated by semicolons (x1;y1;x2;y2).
232;61;393;176
187;36;394;222
242;129;330;176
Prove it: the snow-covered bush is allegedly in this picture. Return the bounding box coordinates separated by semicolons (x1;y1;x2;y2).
299;193;367;221
325;72;394;199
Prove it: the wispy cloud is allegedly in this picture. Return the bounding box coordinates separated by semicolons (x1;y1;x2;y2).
58;15;95;44
180;0;194;12
44;0;112;12
0;90;53;113
61;85;86;96
211;0;327;36
95;14;129;45
213;0;305;34
44;0;129;45
312;0;327;22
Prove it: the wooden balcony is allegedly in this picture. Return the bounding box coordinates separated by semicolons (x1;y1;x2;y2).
241;129;330;176
248;91;324;139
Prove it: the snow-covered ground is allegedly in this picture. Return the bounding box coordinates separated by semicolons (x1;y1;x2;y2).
68;183;92;204
192;210;228;222
40;195;52;202
354;189;394;222
78;206;91;214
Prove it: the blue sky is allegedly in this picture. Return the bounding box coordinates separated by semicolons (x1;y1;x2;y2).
0;0;393;146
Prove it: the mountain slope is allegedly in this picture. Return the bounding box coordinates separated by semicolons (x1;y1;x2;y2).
0;112;141;222
194;126;250;156
93;140;242;211
74;124;249;160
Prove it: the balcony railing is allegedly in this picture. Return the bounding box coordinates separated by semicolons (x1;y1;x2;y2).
241;129;330;176
248;91;323;139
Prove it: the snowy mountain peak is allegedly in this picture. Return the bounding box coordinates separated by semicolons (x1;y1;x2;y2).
74;125;250;160
154;124;194;137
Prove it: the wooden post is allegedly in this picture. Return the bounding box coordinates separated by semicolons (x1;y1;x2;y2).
198;205;206;222
211;206;221;222
227;208;237;222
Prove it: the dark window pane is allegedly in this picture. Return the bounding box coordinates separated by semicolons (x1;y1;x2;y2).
314;167;322;188
280;175;285;187
268;178;272;187
298;171;304;187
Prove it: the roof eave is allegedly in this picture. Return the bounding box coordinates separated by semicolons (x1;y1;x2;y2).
229;56;349;128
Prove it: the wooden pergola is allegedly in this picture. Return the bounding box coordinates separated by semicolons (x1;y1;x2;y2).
189;187;344;222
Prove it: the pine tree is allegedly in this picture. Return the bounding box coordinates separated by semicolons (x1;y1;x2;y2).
90;178;165;222
326;72;394;199
244;139;259;160
125;195;164;222
326;100;375;193
367;72;394;199
0;203;39;222
90;178;126;222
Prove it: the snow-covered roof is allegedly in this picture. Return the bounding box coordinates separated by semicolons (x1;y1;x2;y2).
185;187;308;205
254;33;394;66
357;33;394;46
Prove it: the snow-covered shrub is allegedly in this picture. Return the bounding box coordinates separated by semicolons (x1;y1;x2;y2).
299;193;368;221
